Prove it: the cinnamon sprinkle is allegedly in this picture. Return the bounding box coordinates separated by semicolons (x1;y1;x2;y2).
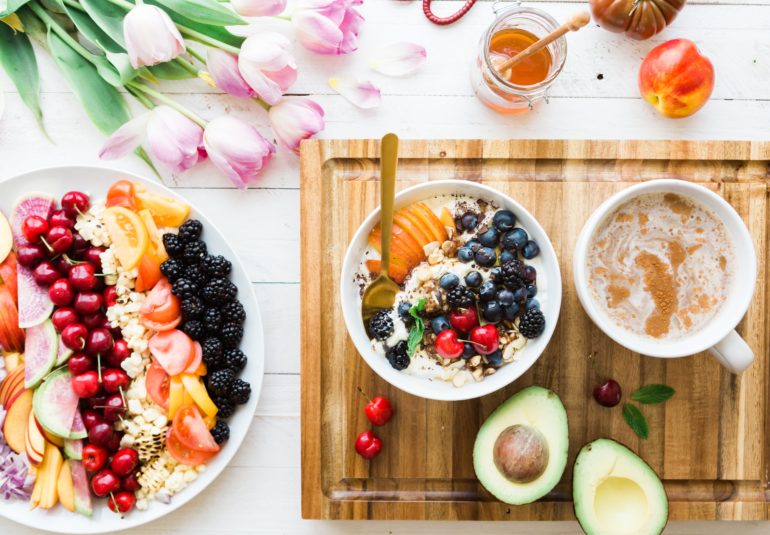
635;251;678;338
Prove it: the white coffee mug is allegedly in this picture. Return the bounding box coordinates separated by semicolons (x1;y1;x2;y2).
573;179;757;374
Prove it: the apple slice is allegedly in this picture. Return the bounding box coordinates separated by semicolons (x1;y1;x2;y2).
0;210;12;264
26;410;45;464
0;366;23;406
58;460;75;513
3;389;32;454
3;352;23;373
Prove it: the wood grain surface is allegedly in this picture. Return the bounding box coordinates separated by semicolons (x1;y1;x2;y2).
300;139;770;521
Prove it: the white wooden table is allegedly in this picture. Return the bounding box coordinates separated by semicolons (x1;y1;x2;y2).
1;1;769;533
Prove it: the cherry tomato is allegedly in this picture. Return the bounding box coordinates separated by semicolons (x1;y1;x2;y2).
145;361;170;411
105;180;136;210
172;404;220;453
148;329;195;376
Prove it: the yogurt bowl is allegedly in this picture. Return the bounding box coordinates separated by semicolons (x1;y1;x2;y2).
341;180;562;401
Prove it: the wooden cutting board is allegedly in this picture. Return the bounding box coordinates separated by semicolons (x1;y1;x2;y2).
299;139;770;521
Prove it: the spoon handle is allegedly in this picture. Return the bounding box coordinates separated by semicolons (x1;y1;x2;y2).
379;133;399;275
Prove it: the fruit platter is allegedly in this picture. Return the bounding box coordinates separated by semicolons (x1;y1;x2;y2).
0;167;263;533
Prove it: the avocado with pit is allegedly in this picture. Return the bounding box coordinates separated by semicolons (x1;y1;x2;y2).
473;386;569;505
573;439;668;535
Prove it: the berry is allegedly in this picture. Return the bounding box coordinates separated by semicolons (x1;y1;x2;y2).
481;300;503;323
221;300;245;324
593;379;622;407
434;330;464;360
464;271;482;288
91;469;120;498
202;308;223;333
49;278;75;307
364;396;393;426
74;291;103;315
185;264;208;286
224;348;247;372
201;277;237;306
61;191;89;218
181;296;205;319
50;209;74;229
68;353;94;375
107;339;131;368
523;265;537;283
478;281;497;302
522;240;540;259
72;371;100;398
182;240;207;264
469;325;499;355
108;491;136;514
519;308;546;338
457;247;474;262
213;396;234;419
111;448;139;476
486;349;504;368
460;212;478;231
202;338;224;369
355;430;382;460
81;313;103;330
430;315;451;334
513;286;528;303
500;250;516;264
496;289;515;306
202;255;232;278
45;227;74;255
16;244;45;267
23;215;49;242
102;368;129;393
81;409;104;430
207;369;234;397
526;298;540;310
229;378;251;404
211;420;230;444
397;302;413;325
462;342;476;359
103;394;125;422
385;340;410;371
526;284;537;298
501;228;528;250
477;227;499;248
448;307;479;333
33;262;60;286
172;278;199;299
181;320;205;341
86;328;113;356
178;219;203;242
439;273;460;290
62;323;88;351
71;233;90;257
368;310;394;341
163;233;184;257
499;259;525;289
446;285;474;309
503;302;520;320
221;323;244;349
83;247;105;268
82;444;108;472
122;474;140;492
492;210;516;232
69;263;98;291
474;247;497;267
160;258;186;282
466;239;482;252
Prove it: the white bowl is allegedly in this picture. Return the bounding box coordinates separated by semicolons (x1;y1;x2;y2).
0;166;264;533
340;180;562;401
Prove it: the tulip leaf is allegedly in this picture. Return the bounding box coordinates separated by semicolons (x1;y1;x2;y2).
0;0;31;18
78;0;127;47
144;0;244;48
16;6;46;45
153;0;245;27
148;60;195;80
0;22;45;131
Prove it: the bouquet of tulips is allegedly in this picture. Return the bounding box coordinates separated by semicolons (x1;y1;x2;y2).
0;0;364;188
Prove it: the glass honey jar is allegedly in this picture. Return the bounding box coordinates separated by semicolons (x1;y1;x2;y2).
471;5;567;113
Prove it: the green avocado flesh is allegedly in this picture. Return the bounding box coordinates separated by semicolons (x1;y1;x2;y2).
473;386;568;505
573;439;668;535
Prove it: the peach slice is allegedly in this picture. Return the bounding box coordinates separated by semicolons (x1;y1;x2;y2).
366;258;409;285
368;226;420;269
395;209;432;248
411;203;448;243
3;389;32;454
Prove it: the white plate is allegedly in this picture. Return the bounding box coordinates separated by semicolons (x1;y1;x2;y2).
0;166;264;533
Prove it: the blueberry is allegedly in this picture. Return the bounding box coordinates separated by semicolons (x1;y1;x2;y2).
462;342;476;359
492;210;516;232
475;247;497;267
465;271;482;288
526;284;538;298
439;273;460;290
502;228;528;250
486;349;503;367
477;228;500;248
397;302;413;323
461;212;479;231
522;240;540;259
500;250;516;264
431;315;452;334
465;239;482;253
523;265;537;283
490;267;502;281
496;289;515;306
503;302;520;320
513;287;528;303
526;298;540;310
482;301;503;323
479;281;497;302
457;247;474;263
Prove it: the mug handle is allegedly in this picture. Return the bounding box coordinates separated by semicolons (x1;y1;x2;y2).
708;330;754;374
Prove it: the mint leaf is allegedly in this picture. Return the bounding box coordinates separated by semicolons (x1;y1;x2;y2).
622;404;649;439
406;299;426;356
631;384;675;404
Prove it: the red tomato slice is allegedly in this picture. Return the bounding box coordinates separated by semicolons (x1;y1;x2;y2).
140;278;181;325
106;180;136;209
166;427;218;466
135;253;162;293
141;315;181;332
146;361;170;411
184;342;203;375
172;404;220;453
149;330;195;376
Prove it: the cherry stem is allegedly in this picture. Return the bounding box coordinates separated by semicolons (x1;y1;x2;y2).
356;387;372;403
108;491;121;516
119;385;127;408
97;354;103;383
457;338;489;352
39;236;54;253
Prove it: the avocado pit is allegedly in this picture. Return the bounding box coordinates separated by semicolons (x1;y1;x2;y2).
493;424;549;483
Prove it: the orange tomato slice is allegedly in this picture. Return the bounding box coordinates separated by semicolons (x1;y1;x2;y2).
148;329;195;376
183;342;203;375
146;361;170;411
106;180;136;209
135;253;163;293
166;426;217;466
134;186;190;228
140;278;180;325
138;209;169;263
103;207;149;270
172;404;219;453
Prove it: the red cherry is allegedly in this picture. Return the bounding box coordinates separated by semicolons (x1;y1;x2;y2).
61;323;88;351
354;430;382;460
86;328;113;356
83;247;105;268
32;261;61;286
88;422;114;448
70;263;98;292
16;244;46;267
102;368;129;394
364;396;393;426
107;339;131;367
82;444;108;472
72;370;101;398
81;313;104;330
593;379;622;408
53;256;75;277
52;308;78;332
62;191;90;219
71;232;90;257
121;473;140;492
86;394;107;409
106;432;122;453
103;286;118;308
49;278;74;307
74;291;103;315
448;307;479;333
68;353;94;376
90;468;120;497
469;325;499;355
49;209;74;229
103;394;125;422
22;215;49;243
45;226;74;255
111;448;139;476
81;409;104;431
108;491;136;514
434;330;464;360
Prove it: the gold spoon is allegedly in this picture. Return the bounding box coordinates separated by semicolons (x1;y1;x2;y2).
361;133;400;324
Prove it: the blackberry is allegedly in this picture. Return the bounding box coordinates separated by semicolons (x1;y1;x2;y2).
221;323;244;349
499;259;526;290
202;337;224;369
178;219;203;242
181;320;205;341
367;310;393;341
203;308;223;334
183;240;207;265
160;258;185;282
446;285;475;309
172;278;199;299
213;396;234;419
519;308;546;339
221;300;246;324
181;296;205;320
201;255;232;278
386;340;410;371
163;233;184;258
210;420;230;444
201;278;237;306
185;264;208;286
229;379;251;405
224;348;247;372
207;369;234;397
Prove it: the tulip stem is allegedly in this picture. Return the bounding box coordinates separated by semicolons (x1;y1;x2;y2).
186;46;207;66
178;25;240;55
174;56;200;77
29;2;94;63
127;82;207;128
253;98;270;112
126;85;154;110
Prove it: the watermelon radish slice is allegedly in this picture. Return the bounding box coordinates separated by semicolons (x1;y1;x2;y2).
24;319;57;389
10;193;55;245
55;335;73;366
32;367;84;439
70;409;87;439
69;460;93;517
63;438;83;460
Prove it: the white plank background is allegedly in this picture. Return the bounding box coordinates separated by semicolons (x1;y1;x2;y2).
1;0;769;533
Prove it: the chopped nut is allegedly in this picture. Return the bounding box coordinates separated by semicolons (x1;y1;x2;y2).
468;355;482;368
415;266;431;282
428;248;444;265
484;367;496;376
452;373;467;388
423;241;440;256
472;368;484;381
510;334;527;350
503;343;517;362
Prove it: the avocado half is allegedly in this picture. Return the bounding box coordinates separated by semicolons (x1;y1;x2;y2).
573;439;668;535
473;386;569;505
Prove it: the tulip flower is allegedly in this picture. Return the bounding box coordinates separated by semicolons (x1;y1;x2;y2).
269;97;325;152
231;0;287;16
203;116;275;189
206;48;255;99
99;106;204;173
292;0;364;55
123;4;184;68
238;32;297;105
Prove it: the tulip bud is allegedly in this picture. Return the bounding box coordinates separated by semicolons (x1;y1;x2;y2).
292;0;364;55
207;49;255;99
231;0;287;16
269;97;325;153
123;4;184;68
203;116;275;189
238;32;297;105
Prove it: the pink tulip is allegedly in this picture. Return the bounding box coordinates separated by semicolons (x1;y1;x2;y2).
292;0;364;55
231;0;287;16
99;106;204;173
238;33;297;105
203;116;275;189
207;48;255;98
269;97;325;152
123;4;184;68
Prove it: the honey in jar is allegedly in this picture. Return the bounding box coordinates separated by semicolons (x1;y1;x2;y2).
489;28;552;86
